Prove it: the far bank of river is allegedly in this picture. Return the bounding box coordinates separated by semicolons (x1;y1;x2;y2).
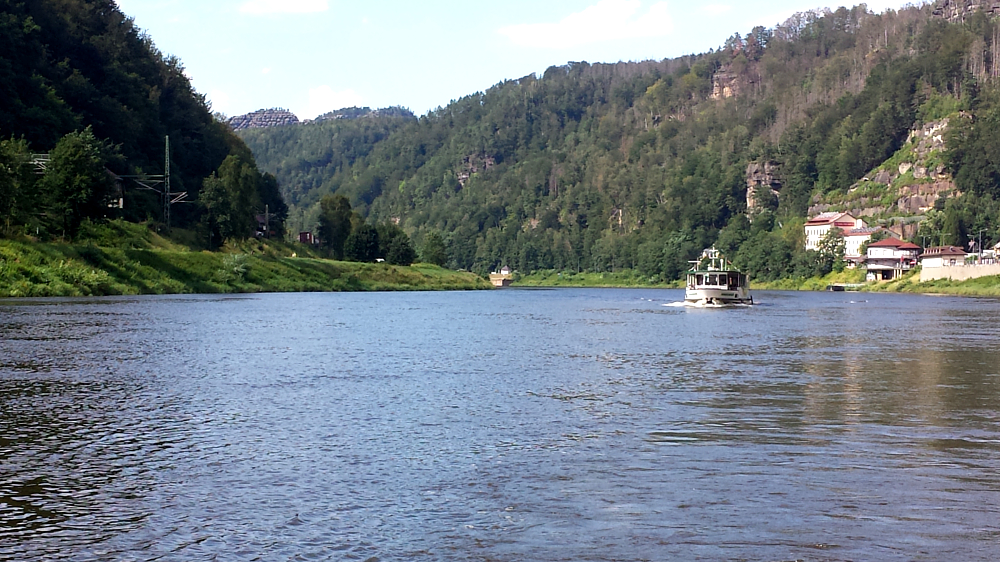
514;268;1000;296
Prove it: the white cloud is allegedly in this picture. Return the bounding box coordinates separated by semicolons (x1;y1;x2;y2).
240;0;328;15
498;0;673;49
303;86;364;119
262;67;272;75
702;4;732;16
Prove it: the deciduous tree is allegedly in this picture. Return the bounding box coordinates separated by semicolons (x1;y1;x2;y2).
201;154;261;243
318;194;353;259
39;127;119;238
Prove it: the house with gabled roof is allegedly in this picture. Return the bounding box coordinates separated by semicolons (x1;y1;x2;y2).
843;226;884;263
864;237;922;281
804;212;868;252
919;246;967;268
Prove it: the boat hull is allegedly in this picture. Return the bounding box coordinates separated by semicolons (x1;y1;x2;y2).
684;287;752;305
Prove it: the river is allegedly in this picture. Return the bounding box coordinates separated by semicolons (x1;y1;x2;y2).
2;289;999;561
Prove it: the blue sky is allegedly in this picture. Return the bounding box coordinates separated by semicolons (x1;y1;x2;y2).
115;0;912;120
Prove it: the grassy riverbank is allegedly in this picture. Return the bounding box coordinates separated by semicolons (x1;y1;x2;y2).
0;222;490;297
513;267;1000;296
514;269;679;288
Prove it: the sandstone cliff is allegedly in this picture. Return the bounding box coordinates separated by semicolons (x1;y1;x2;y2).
227;108;300;131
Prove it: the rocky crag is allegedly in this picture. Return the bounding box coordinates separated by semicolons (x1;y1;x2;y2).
807;117;959;223
745;161;781;213
227;108;300;131
932;0;1000;22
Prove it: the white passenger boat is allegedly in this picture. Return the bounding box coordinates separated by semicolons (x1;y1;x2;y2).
684;247;752;305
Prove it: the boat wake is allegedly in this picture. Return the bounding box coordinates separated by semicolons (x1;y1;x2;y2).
663;300;751;308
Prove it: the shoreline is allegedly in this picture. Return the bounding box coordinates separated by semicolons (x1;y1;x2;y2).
513;269;1000;297
0;239;491;297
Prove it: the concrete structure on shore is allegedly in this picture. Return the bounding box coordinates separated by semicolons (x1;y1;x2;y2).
489;266;512;287
921;262;1000;282
919;245;1000;281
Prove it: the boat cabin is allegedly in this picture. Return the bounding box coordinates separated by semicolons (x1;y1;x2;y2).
688;271;748;290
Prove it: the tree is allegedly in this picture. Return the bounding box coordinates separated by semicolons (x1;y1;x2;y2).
344;223;379;262
39;127;119;238
201;154;262;243
818;227;846;272
420;231;448;266
375;221;406;258
386;235;416;265
257;172;288;237
318;194;353;259
0;138;35;235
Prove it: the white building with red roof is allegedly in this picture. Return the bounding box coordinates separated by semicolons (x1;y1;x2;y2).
864;237;922;281
843;226;884;260
918;246;967;268
804;212;868;252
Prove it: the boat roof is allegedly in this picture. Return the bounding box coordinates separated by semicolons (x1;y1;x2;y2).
687;247;746;273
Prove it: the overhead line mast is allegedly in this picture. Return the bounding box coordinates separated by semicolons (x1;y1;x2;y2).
117;135;188;230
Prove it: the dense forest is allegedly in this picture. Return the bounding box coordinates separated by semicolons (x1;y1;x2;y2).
0;0;286;243
241;2;1000;280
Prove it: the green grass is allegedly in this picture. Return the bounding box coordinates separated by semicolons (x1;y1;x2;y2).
0;222;490;297
865;271;1000;296
752;268;867;291
514;269;680;288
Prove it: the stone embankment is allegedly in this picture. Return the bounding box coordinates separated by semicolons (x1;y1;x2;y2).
227;108;300;131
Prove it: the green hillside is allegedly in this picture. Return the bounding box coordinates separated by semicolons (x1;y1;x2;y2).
0;0;285;243
0;220;488;296
239;3;1000;282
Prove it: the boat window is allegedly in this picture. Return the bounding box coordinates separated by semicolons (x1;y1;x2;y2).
696;274;703;285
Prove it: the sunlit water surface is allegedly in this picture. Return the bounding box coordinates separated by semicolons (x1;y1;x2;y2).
2;289;999;561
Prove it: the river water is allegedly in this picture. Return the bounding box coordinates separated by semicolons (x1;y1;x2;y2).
1;289;999;561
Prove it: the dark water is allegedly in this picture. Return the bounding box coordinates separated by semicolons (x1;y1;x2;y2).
2;289;999;561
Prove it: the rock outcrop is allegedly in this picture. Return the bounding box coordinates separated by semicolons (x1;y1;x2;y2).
227;108;299;131
456;154;497;188
746;161;781;213
807;117;959;218
932;0;1000;22
711;69;740;100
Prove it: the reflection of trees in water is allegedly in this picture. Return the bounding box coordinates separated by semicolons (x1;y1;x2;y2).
778;319;999;431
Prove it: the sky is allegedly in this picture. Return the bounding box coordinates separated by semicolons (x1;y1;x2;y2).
114;0;915;120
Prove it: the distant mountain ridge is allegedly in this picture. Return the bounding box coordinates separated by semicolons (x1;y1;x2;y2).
236;1;1000;281
228;106;415;131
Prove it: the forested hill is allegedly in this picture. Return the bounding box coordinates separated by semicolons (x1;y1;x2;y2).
0;0;283;242
240;2;1000;280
